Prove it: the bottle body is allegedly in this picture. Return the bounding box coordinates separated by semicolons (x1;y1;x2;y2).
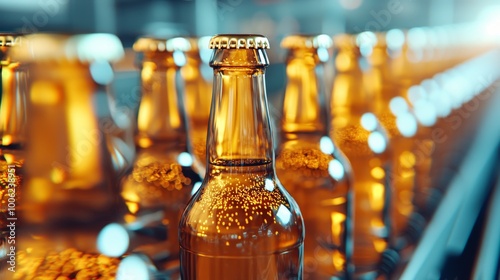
3;35;129;277
0;34;26;238
180;36;304;280
23;60;119;226
366;38;417;249
182;38;212;178
276;134;351;279
275;35;352;279
121;42;201;261
181;161;303;279
331;40;392;275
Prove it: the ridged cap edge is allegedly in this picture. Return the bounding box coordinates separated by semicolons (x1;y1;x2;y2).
133;37;192;53
281;34;332;49
209;34;270;49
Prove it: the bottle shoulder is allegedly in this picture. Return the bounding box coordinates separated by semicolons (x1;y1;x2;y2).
179;164;304;254
276;135;352;187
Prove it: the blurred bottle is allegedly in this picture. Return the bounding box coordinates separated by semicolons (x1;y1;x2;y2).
181;36;212;178
179;34;304;280
362;31;424;252
387;29;440;219
0;33;26;261
275;34;352;279
9;33;127;264
13;33;127;224
119;37;202;268
330;33;392;277
0;34;26;154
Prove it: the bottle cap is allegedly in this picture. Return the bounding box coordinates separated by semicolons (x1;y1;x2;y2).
209;34;270;49
281;34;332;49
333;33;377;56
179;36;211;53
0;33;22;47
9;33;124;63
133;37;192;53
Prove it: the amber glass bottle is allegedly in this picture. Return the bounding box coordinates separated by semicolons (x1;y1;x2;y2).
362;32;419;251
12;33;125;226
181;36;212;178
179;34;304;280
0;34;25;260
331;34;392;277
120;37;202;262
389;30;438;218
275;34;352;279
0;34;26;153
7;33;127;278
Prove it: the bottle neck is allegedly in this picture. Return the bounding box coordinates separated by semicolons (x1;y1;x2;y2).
332;49;374;117
1;62;27;149
182;55;212;126
207;66;274;166
282;50;327;135
137;53;186;149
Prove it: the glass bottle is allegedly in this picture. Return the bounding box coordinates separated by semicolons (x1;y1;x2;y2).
179;34;304;280
389;30;439;219
10;33;126;278
275;34;352;279
362;31;423;252
181;36;213;178
119;37;202;265
330;33;392;277
0;33;26;262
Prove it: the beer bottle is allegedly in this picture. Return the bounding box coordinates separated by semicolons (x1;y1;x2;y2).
119;36;202;263
331;33;392;278
181;36;213;178
275;34;353;279
0;33;25;253
179;34;304;279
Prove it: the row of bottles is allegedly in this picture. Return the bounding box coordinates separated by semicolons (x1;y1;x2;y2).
1;20;499;279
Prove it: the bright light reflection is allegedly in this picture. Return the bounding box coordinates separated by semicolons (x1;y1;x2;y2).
389;97;409;116
478;6;500;40
396;112;418;137
360;112;378;132
407;27;427;50
68;33;124;63
90;61;114;85
368;131;387;154
386;29;405;51
407;85;425;106
191;181;202;196
276;205;292;226
173;50;187;67
370;166;385;180
318;47;329;62
177;152;193;167
328;159;345;181
320;136;335;154
198;36;213;64
264;179;274;192
116;255;151;280
414;99;437;127
369;183;385;212
339;0;362;10
331;212;346;241
97;223;130;257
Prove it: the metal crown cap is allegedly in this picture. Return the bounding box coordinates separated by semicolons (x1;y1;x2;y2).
0;34;22;47
281;34;332;49
333;32;383;50
9;33;124;63
209;34;270;50
133;36;192;53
